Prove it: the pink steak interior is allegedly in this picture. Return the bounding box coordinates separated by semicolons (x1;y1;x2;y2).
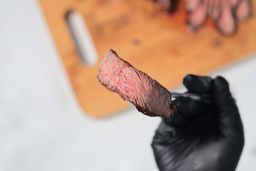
97;49;174;118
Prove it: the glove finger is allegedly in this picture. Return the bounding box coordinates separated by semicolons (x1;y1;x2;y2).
212;76;244;139
212;76;232;104
212;76;239;112
183;74;213;95
172;96;209;117
163;96;210;127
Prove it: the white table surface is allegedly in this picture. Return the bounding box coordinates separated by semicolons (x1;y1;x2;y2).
0;0;256;170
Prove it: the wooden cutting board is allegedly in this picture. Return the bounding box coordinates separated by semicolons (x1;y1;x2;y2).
39;0;256;117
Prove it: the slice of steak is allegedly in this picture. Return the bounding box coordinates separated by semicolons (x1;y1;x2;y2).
97;49;175;118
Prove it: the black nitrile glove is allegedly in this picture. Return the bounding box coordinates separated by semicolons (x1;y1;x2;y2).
152;74;244;171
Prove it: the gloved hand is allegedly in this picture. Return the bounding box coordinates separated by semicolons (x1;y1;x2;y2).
151;74;244;171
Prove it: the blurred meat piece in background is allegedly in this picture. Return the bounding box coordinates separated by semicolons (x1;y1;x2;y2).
153;0;179;13
154;0;252;35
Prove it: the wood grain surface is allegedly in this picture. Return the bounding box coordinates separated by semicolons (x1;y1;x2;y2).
39;0;256;117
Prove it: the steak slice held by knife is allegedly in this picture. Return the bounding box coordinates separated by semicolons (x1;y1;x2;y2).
97;49;175;118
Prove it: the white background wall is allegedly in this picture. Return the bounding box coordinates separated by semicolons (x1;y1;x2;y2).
0;0;255;170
